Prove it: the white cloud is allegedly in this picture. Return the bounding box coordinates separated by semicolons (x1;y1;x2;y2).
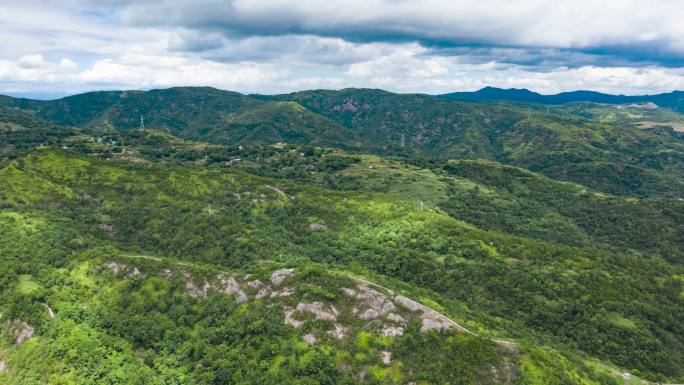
59;58;78;71
111;0;684;54
18;54;47;69
2;0;684;96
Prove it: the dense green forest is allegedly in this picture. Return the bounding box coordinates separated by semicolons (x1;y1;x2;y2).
0;88;683;384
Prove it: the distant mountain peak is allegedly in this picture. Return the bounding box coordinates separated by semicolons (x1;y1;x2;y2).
437;87;684;110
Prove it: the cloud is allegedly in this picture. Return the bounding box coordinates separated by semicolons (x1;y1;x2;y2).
3;0;684;96
108;0;684;65
18;54;48;69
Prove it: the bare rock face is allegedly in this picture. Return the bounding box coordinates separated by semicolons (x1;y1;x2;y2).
393;295;422;312
380;326;404;337
217;274;248;303
393;295;455;332
420;314;454;332
255;287;271;299
14;321;34;344
386;313;404;324
105;262;140;278
105;261;123;275
381;351;392;365
185;279;211;299
296;302;338;321
342;287;356;297
328;323;348;339
0;360;6;372
246;279;263;289
419;311;455;332
283;306;303;328
271;268;294;286
270;287;295;298
127;267;141;278
303;333;317;346
309;223;328;231
348;285;395;320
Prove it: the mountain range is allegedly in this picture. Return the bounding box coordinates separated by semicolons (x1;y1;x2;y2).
439;86;684;112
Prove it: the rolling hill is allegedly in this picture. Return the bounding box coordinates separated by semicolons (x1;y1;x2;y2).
0;87;683;384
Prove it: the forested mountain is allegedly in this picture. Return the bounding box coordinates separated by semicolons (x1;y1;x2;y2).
0;87;683;384
439;86;684;113
3;87;684;197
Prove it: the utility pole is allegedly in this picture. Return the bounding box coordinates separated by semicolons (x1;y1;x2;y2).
400;133;405;147
419;200;424;212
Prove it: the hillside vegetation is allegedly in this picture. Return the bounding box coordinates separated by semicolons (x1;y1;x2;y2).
0;87;683;384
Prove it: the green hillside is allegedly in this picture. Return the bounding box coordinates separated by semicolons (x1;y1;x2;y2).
3;87;684;197
0;89;683;384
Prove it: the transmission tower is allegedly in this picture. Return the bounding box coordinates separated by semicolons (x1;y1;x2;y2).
140;114;145;130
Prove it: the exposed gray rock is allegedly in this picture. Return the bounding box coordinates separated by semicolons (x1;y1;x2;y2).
381;351;392;365
283;306;303;328
0;360;5;372
126;267;141;278
359;308;380;321
328;323;347;339
380;326;404;337
255;287;271;299
217;274;248;303
341;287;356;297
105;261;123;275
271;268;294;286
420;315;454;332
296;302;338;321
351;285;395;320
15;321;34;344
303;333;317;346
246;279;263;289
185;279;210;299
270;287;295;298
393;295;422;312
386;313;404;324
309;223;328;231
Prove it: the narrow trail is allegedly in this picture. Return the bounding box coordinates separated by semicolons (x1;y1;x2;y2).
42;303;55;319
264;184;287;197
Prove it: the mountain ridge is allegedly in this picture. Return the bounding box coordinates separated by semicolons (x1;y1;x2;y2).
438;86;684;110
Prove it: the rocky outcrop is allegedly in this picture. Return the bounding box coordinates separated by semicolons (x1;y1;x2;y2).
271;268;294;286
217;274;248;304
296;302;338;321
283;306;303;328
14;321;34;344
394;294;455;332
344;285;395;320
309;223;328;231
303;333;317;345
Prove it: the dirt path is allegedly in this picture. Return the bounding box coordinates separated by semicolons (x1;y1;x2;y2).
264;184;287;197
42;303;55;319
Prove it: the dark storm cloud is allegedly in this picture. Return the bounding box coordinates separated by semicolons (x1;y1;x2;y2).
102;0;684;68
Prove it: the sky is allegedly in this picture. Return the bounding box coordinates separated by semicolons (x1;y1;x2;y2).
3;0;684;98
